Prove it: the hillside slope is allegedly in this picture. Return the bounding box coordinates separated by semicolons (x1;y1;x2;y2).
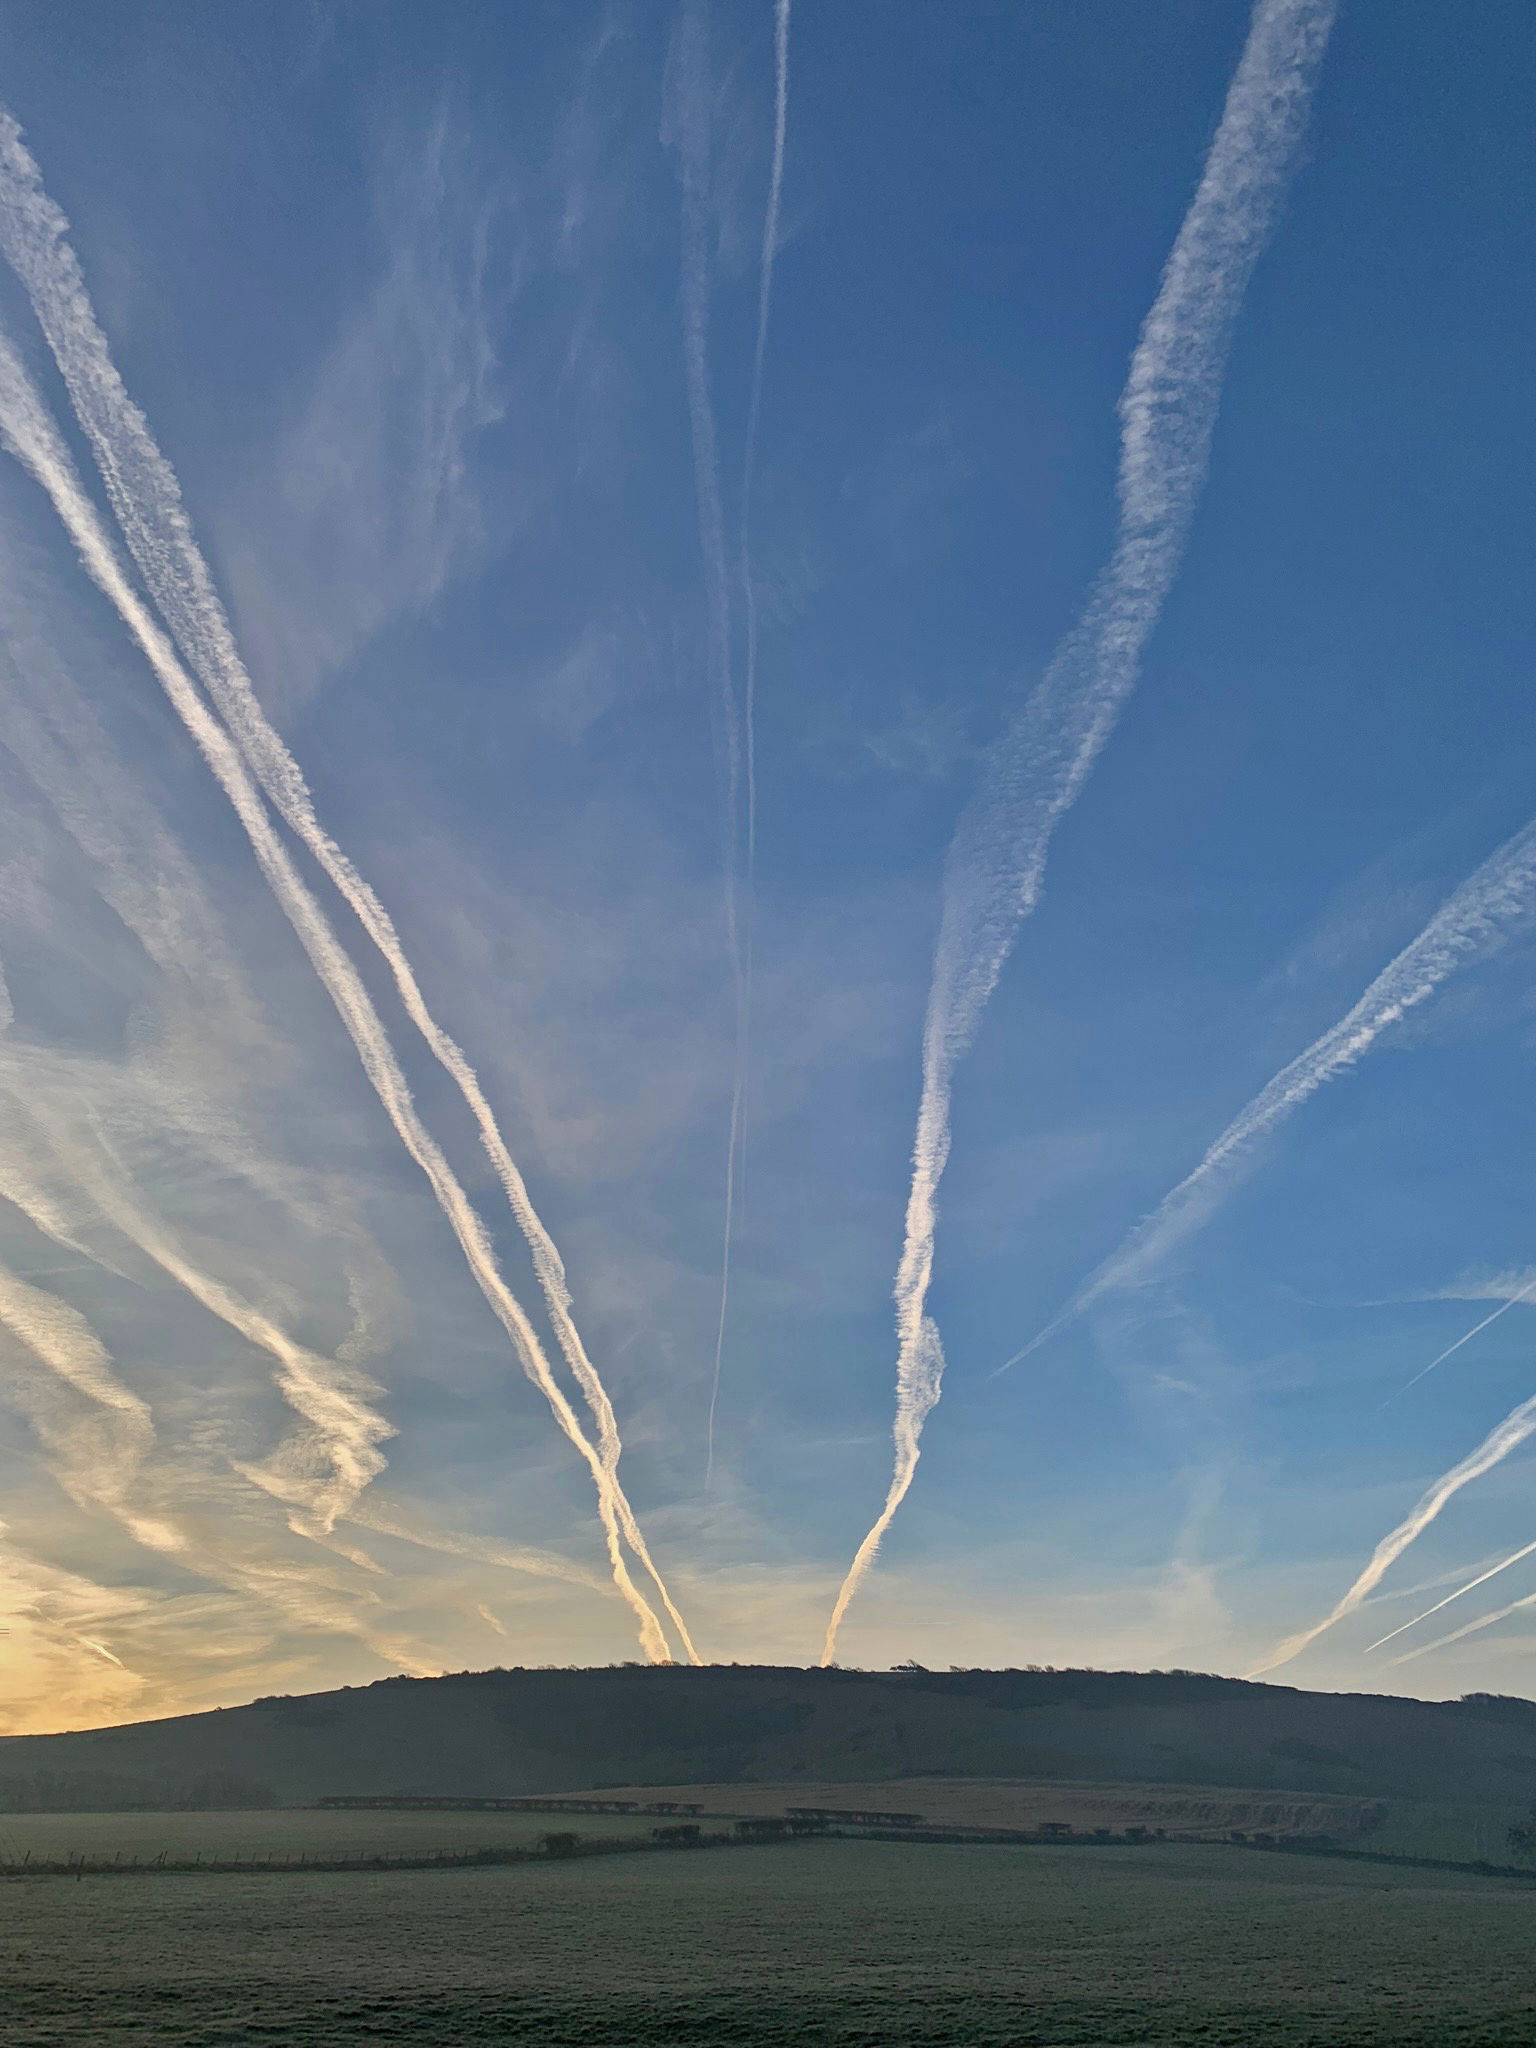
4;1666;1536;1812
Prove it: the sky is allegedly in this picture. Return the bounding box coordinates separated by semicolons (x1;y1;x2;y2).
1;0;1535;1735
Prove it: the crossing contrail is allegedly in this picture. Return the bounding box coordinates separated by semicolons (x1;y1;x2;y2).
1364;1537;1536;1655
0;116;698;1664
821;0;1337;1663
0;323;685;1666
1248;1380;1536;1676
997;817;1536;1378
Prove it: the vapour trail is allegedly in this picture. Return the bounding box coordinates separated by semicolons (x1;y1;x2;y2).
1388;1281;1535;1401
668;6;752;1492
31;1103;394;1540
0;332;679;1666
1364;1537;1536;1654
0;1024;396;1555
347;1495;607;1592
1387;1584;1536;1666
0;125;697;1666
0;1269;424;1676
0;114;698;1667
0;1257;176;1554
820;0;1337;1663
702;0;793;1489
997;817;1536;1378
1247;1381;1536;1676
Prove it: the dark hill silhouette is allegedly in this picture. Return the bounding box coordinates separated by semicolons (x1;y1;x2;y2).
4;1665;1536;1812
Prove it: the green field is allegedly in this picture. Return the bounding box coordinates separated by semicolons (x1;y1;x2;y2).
0;1806;665;1865
4;1837;1536;2045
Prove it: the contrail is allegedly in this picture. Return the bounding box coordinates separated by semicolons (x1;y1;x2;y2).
997;817;1536;1378
0;1261;412;1667
1364;1537;1536;1655
1386;1583;1536;1667
1248;1380;1536;1676
0;122;698;1664
0;1258;178;1555
0;328;682;1666
1387;1281;1536;1402
347;1495;607;1592
36;1103;395;1541
821;0;1337;1663
703;0;793;1490
666;6;767;1491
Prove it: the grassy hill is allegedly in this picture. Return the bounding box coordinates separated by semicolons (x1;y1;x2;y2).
4;1665;1536;1819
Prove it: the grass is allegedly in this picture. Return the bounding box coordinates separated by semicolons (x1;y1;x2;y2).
590;1774;1392;1838
5;1836;1536;2044
0;1807;663;1865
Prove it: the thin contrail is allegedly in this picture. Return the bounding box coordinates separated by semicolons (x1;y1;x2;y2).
1386;1583;1536;1667
1386;1282;1535;1403
668;6;786;1491
820;0;1337;1664
1247;1380;1536;1677
705;0;791;1488
1364;1537;1536;1655
0;329;681;1666
348;1495;607;1591
997;818;1536;1378
0;119;697;1664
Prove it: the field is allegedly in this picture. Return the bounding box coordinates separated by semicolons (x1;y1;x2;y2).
4;1836;1536;2045
0;1806;666;1865
594;1774;1395;1839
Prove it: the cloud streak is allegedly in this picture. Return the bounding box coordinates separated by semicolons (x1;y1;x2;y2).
0;109;699;1667
0;243;688;1665
821;0;1337;1662
665;3;756;1494
1386;1581;1536;1667
1248;1381;1536;1676
1364;1536;1536;1655
999;817;1536;1375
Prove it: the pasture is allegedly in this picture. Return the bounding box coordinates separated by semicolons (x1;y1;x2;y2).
4;1836;1535;2045
592;1773;1394;1840
0;1805;663;1866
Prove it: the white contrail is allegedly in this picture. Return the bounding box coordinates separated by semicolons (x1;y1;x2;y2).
1388;1282;1535;1401
0;124;697;1664
821;0;1337;1663
702;0;793;1490
0;1261;414;1666
0;330;681;1666
0;114;697;1666
1364;1537;1536;1655
1248;1381;1536;1676
997;817;1536;1378
34;1103;394;1540
1387;1583;1536;1667
0;1258;178;1554
347;1495;607;1592
667;5;753;1492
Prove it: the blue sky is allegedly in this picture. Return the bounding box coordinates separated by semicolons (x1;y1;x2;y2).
1;0;1535;1730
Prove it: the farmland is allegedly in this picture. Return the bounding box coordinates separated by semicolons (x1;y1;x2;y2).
0;1805;666;1866
591;1774;1395;1840
5;1836;1536;2045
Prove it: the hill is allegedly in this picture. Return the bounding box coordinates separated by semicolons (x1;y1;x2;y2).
4;1665;1536;1814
